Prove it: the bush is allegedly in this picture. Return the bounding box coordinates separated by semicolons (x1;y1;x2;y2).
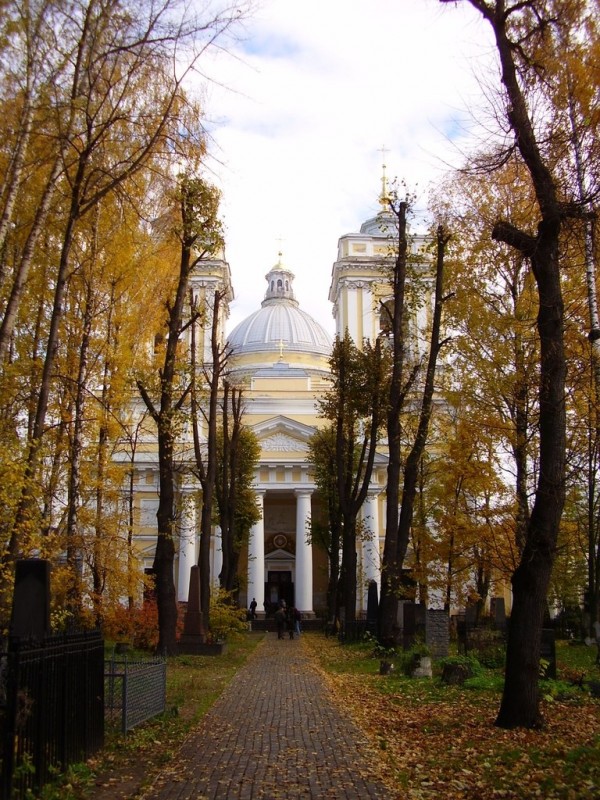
208;588;249;642
102;600;160;651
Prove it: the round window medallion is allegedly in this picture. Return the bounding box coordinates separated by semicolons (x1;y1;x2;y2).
273;534;287;549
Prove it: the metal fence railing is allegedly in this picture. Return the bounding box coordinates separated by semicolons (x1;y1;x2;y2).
338;619;376;643
104;656;166;733
1;630;104;799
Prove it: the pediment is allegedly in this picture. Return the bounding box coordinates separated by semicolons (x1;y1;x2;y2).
251;416;315;453
265;548;294;561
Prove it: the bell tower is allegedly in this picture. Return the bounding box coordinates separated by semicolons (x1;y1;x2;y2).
189;248;234;364
328;155;432;352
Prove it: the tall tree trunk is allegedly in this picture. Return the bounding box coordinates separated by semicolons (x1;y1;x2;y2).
193;290;225;630
138;184;199;654
494;221;565;728
65;272;94;615
217;381;233;590
396;225;449;566
340;513;357;624
442;0;567;729
379;201;409;644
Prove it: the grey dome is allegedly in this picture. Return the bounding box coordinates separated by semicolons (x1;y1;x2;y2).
227;260;332;357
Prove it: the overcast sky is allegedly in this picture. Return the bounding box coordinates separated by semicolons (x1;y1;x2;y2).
201;0;497;335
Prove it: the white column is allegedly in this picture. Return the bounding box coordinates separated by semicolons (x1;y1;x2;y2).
212;526;223;588
177;495;197;602
247;491;265;609
362;493;381;584
295;490;313;615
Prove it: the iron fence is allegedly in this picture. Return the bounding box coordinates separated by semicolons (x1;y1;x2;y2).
104;655;166;733
1;630;104;799
338;619;374;643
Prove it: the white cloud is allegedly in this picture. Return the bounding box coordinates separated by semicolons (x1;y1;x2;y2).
199;0;497;333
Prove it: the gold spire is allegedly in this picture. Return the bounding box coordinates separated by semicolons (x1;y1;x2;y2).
276;235;284;266
378;144;391;208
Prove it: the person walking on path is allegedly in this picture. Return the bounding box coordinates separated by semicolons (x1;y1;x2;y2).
293;606;302;636
140;634;390;799
274;604;286;639
286;606;295;639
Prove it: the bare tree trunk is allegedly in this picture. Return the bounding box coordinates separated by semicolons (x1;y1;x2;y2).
513;323;531;555
379;201;409;644
138;187;197;654
332;336;384;625
191;289;228;630
396;226;450;566
217;381;244;592
442;0;568;729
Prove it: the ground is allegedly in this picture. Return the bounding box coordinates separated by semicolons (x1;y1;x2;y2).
53;633;600;800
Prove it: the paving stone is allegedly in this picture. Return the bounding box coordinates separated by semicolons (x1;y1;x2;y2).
141;634;389;799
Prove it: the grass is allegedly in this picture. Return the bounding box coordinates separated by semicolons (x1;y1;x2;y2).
35;632;263;799
30;632;600;799
304;633;600;800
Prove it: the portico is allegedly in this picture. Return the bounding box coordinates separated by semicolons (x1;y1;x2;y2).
246;484;317;618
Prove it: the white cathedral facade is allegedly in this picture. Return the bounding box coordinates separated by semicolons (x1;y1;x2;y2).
129;198;431;619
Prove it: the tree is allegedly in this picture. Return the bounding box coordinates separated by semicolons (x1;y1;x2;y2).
0;0;248;619
190;286;229;631
138;175;223;654
435;160;542;558
441;0;572;729
307;425;343;623
214;382;261;594
425;394;516;614
319;333;388;625
378;198;414;642
378;203;449;644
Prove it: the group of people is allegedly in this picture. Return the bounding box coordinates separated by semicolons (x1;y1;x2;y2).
247;597;302;639
274;601;301;639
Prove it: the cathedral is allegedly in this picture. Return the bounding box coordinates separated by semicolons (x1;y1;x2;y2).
129;188;431;619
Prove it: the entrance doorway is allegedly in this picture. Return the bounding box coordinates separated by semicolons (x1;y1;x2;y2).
265;570;293;613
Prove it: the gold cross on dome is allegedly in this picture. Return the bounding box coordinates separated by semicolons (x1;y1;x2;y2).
377;145;391;206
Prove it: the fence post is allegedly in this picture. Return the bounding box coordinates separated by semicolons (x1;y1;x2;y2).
122;657;128;734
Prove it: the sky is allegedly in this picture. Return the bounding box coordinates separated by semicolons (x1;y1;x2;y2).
200;0;497;335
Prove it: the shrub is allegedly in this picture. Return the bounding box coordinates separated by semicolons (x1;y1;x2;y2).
208;588;249;642
102;600;160;651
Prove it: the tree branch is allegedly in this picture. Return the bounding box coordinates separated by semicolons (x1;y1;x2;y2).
492;220;537;256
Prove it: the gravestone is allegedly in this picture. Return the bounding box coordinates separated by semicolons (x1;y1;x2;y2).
455;613;468;653
491;596;506;632
10;559;51;638
403;602;426;650
178;565;207;653
465;602;478;628
426;609;450;658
